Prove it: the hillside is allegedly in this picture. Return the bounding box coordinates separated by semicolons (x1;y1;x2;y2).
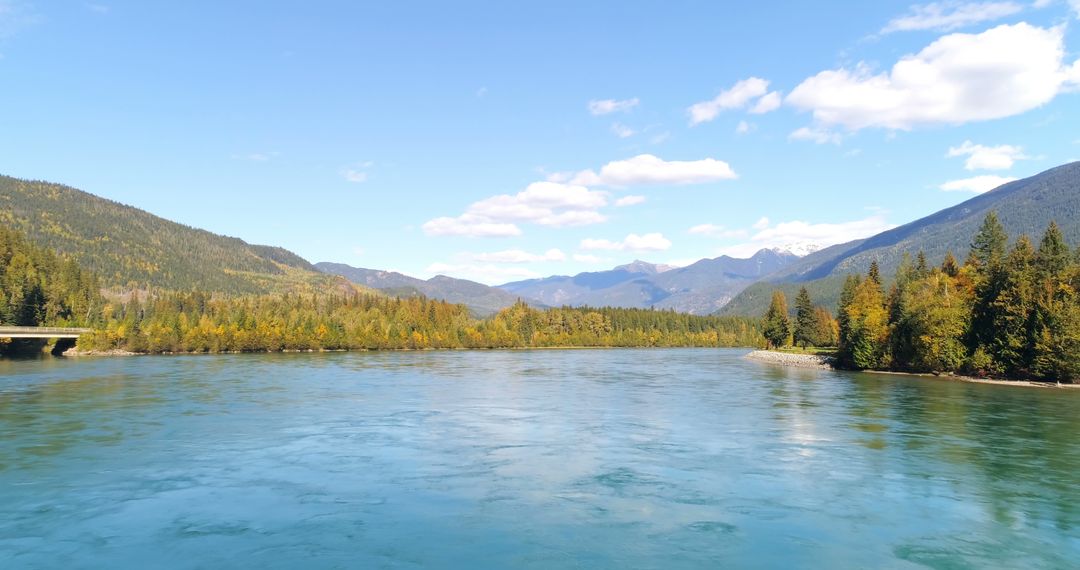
0;175;345;294
314;262;536;316
722;161;1080;316
499;249;799;315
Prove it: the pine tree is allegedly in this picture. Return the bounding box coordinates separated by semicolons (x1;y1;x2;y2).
793;287;815;347
968;211;1008;270
989;236;1037;375
915;251;929;278
836;274;860;364
942;251;960;278
762;290;791;349
868;260;882;285
1035;221;1070;282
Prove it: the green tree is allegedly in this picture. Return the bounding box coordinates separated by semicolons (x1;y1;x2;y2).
762;290;791;349
792;287;815;347
988;236;1037;375
838;268;889;369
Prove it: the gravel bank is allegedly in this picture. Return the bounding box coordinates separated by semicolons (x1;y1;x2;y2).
744;350;835;370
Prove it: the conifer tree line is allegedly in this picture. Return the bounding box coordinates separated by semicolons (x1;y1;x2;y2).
761;288;838;349
1;227;763;354
777;212;1079;382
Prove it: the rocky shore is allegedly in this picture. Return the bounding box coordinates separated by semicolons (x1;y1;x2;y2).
744;350;835;370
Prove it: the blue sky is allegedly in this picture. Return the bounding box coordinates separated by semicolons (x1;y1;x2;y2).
1;1;1079;284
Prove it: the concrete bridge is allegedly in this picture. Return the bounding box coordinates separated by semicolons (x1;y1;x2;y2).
0;326;92;339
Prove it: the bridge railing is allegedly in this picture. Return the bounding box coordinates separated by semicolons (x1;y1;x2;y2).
0;326;92;335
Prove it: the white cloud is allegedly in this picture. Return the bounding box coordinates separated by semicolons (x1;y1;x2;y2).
939;174;1018;192
614;195;646;206
572;154;737;186
753;217;770;230
688;224;748;238
611;122;636;138
425;262;541;285
718;215;896;257
466;248;566;263
688;78;776;125
946;140;1028;170
735;120;754;135
789;126;842;145
749;91;782;114
580;233;672;252
588;98;639;115
422;181;609;238
1071;0;1080;18
787;23;1080;132
881;1;1024;34
421;216;523;238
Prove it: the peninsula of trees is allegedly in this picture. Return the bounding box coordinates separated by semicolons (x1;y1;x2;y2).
764;213;1079;383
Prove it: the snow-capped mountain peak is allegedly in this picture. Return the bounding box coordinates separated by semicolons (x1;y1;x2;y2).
770;242;821;257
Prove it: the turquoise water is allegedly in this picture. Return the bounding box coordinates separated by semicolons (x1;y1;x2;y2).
1;349;1077;568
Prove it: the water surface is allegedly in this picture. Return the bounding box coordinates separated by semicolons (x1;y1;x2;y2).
1;349;1077;568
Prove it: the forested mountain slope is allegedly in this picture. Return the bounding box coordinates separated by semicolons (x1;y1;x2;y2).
0;175;342;294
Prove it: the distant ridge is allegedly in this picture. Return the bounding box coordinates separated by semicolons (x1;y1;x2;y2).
315;262;540;316
499;248;800;315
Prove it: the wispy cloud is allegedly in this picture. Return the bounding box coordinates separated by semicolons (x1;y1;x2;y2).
571;154;737;186
232;151;279;162
465;249;566;263
423;181;609;238
588;98;639;115
881;1;1024;34
341;160;374;183
717;215;896;257
614;195;646;207
687;224;748;238
688;77;781;125
610;122;636;138
0;1;36;39
580;233;672;252
939;175;1017;192
789;126;841;145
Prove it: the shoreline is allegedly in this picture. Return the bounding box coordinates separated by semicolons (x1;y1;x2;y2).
744;350;1079;389
59;345;747;358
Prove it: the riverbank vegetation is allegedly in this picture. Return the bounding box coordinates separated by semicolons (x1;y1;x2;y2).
2;227;763;354
830;214;1078;382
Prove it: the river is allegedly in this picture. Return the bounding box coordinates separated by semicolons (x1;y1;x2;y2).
1;349;1077;568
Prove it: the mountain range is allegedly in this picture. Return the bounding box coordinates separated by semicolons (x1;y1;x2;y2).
498;249;799;314
314;262;534;316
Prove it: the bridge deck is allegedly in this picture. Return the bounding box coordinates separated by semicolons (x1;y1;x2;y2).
0;326;92;339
